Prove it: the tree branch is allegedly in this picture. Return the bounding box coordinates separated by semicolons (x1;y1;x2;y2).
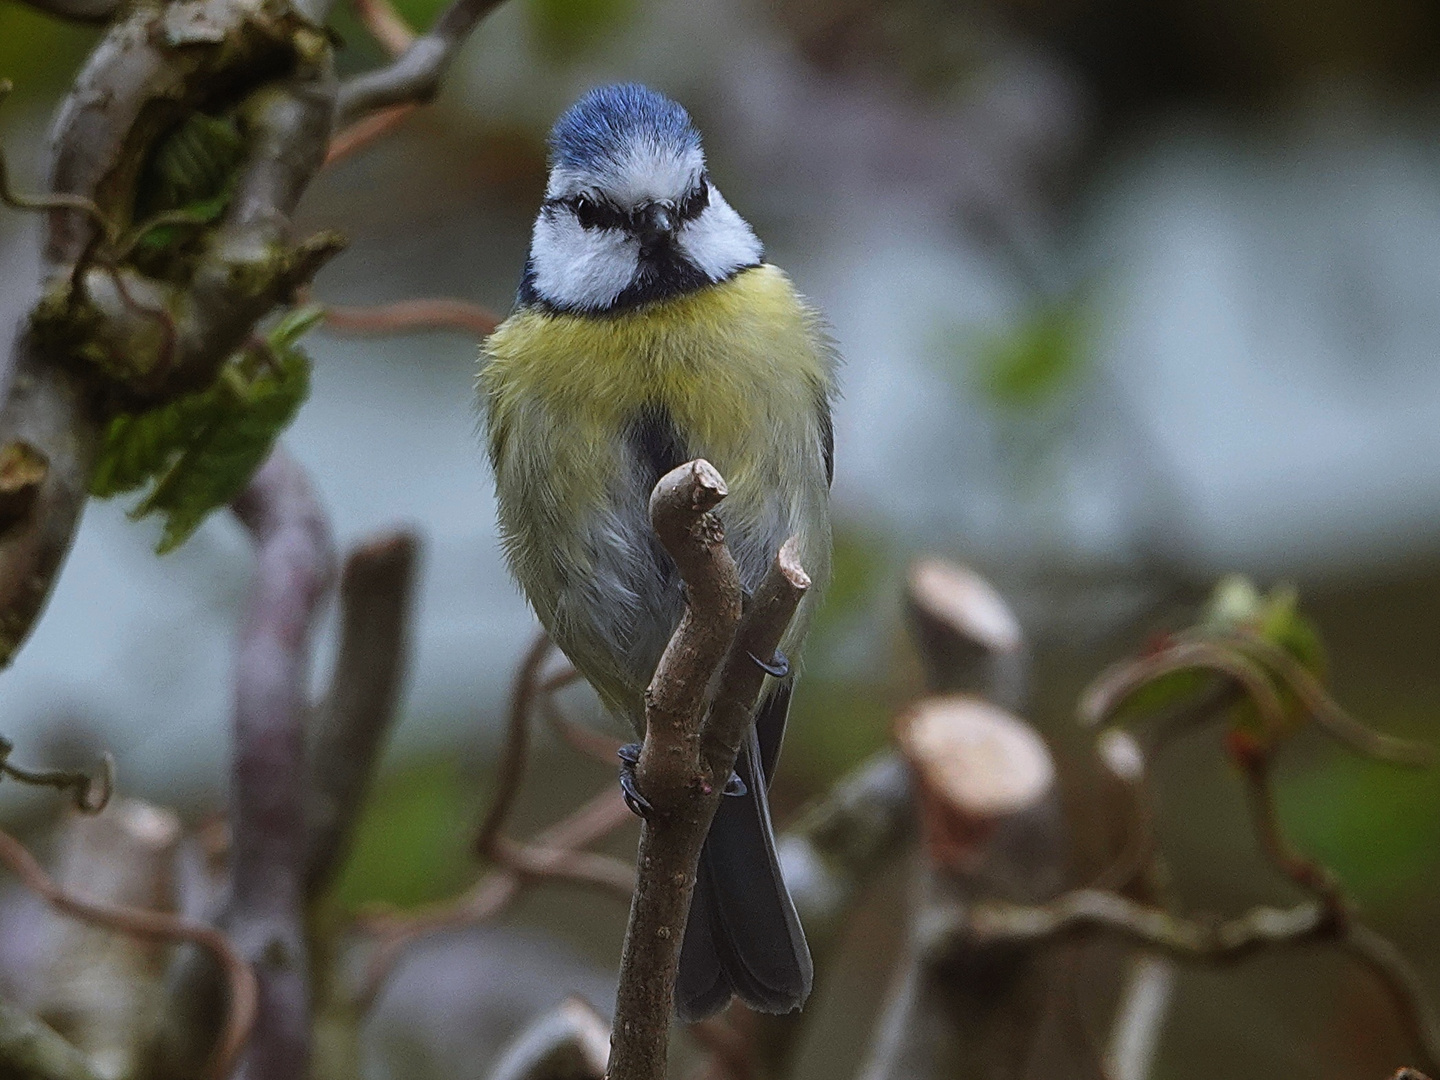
0;0;342;669
306;529;420;901
607;460;808;1080
334;0;506;125
218;447;335;1080
357;787;633;1010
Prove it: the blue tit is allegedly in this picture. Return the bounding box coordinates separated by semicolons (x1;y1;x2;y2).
478;84;836;1021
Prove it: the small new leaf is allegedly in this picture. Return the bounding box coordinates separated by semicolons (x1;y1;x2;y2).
90;309;317;553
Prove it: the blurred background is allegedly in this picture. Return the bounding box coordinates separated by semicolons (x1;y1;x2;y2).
1;0;1439;1075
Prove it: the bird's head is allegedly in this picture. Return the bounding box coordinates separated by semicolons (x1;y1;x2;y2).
523;84;763;314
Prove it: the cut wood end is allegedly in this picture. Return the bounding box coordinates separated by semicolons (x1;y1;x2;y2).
343;529;420;586
650;459;728;522
897;696;1054;819
907;558;1022;654
558;996;610;1075
777;535;812;591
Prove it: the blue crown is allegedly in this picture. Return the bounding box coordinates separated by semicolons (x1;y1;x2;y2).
549;84;701;173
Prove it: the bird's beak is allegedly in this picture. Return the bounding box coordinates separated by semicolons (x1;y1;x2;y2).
637;202;676;255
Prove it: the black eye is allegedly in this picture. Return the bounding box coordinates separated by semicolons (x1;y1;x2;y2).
679;182;709;221
573;194;606;229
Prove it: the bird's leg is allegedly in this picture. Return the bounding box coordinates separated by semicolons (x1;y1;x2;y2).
616;743;653;818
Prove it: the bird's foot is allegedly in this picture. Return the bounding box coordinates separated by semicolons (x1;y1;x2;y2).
723;771;748;797
616;743;653;818
749;648;790;678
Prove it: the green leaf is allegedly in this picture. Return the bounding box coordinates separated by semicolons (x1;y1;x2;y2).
90;309;318;553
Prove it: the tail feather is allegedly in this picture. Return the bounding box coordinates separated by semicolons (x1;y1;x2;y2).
675;688;812;1022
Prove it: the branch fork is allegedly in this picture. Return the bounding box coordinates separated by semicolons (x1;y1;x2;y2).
607;459;808;1080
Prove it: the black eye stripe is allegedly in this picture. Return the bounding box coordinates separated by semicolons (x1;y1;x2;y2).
543;179;709;232
677;180;709;222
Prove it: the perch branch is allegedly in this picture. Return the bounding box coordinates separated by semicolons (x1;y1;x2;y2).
0;826;256;1080
606;460;743;1080
608;460;807;1080
306;529;421;900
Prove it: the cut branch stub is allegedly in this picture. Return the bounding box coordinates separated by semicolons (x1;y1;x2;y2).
905;558;1025;708
895;695;1061;900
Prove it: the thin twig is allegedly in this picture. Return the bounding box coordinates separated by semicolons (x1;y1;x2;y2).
0;826;257;1080
491;837;635;899
0;745;113;812
356;787;633;1009
1342;925;1440;1074
324;105;417;166
537;666;625;766
1219;630;1435;766
951;889;1334;960
1240;758;1342;907
350;0;417;56
475;632;552;859
321;298;501;338
1079;641;1287;734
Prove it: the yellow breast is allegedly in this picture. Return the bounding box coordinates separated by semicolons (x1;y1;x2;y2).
485;264;827;468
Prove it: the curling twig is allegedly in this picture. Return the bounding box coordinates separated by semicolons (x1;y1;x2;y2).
0;826;257;1080
1080;640;1287;734
0;740;113;812
1219;630;1435;766
356;787;634;1009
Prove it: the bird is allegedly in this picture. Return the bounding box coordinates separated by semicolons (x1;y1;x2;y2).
478;83;836;1022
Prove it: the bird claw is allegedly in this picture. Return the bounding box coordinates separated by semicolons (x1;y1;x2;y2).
617;743;653;818
723;771;748;797
749;648;790;678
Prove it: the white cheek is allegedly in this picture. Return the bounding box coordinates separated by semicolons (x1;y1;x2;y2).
530;213;639;310
675;189;763;282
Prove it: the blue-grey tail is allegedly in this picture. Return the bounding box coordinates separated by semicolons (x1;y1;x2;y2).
675;685;813;1021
